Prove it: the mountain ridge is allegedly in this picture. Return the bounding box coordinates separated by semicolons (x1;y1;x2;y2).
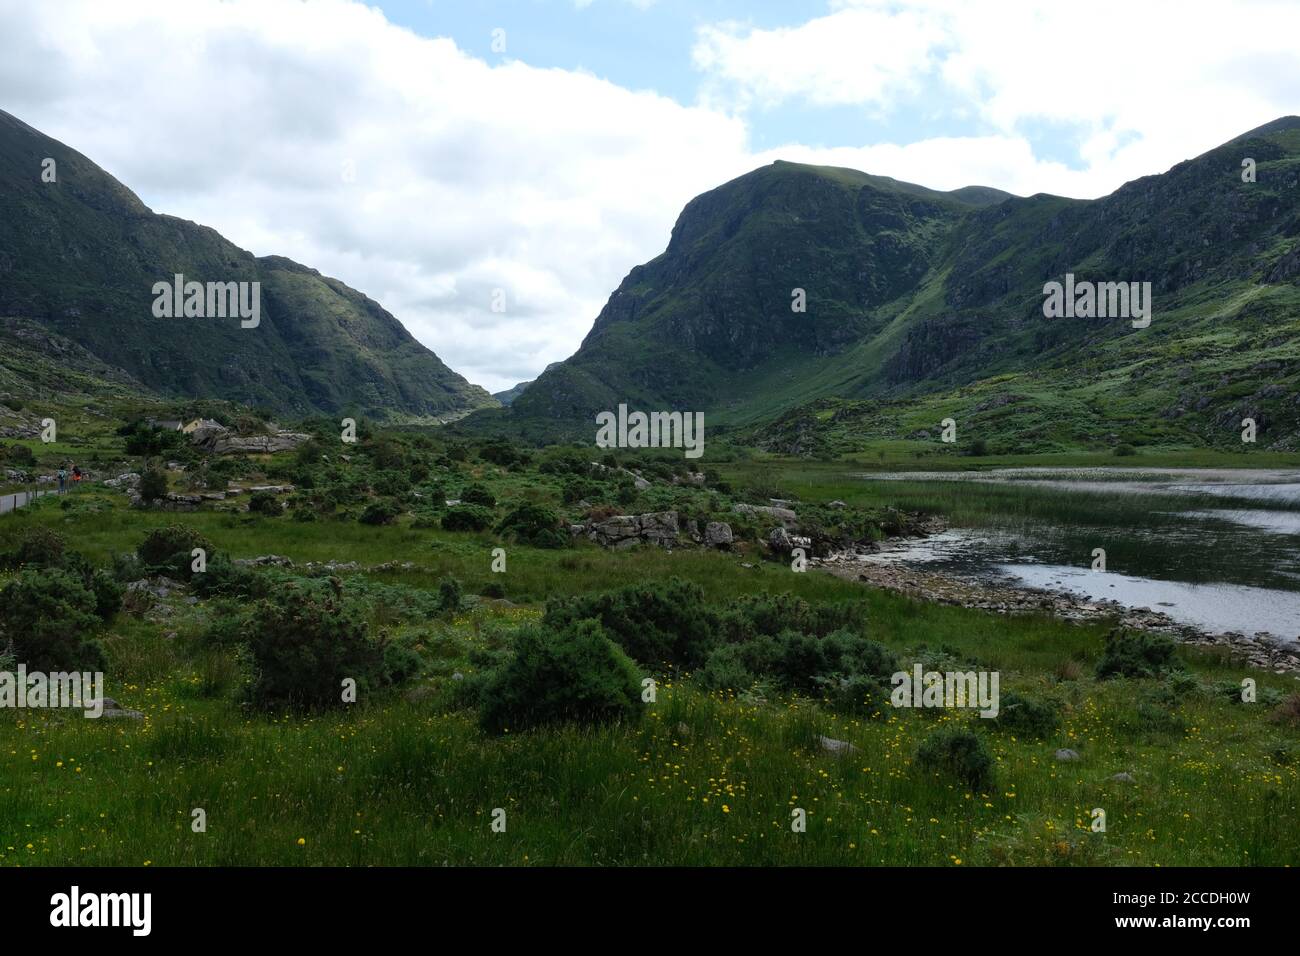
0;108;497;421
467;118;1300;452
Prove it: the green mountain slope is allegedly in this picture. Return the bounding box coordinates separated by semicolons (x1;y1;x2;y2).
0;109;496;421
480;119;1300;452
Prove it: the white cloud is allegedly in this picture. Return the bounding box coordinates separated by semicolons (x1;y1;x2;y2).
694;0;1300;197
0;0;1293;392
0;0;746;392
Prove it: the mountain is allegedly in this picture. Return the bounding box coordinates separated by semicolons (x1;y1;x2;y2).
0;109;496;421
476;120;1300;452
492;362;562;406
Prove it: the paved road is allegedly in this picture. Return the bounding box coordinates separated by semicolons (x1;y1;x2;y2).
0;489;54;514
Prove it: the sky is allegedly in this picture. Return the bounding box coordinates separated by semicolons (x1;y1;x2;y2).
1;0;1297;393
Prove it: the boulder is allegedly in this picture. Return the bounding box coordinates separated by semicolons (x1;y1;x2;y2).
734;502;798;526
703;521;734;548
1054;748;1081;762
818;735;859;755
584;511;679;549
767;526;794;554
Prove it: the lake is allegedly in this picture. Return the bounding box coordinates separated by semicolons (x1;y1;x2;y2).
855;467;1300;641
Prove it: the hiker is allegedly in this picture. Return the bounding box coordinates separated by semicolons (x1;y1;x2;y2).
57;466;67;494
72;465;82;484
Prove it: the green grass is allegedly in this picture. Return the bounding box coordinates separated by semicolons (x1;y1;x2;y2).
3;490;1298;867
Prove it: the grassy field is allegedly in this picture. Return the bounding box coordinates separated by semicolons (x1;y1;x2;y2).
3;478;1298;867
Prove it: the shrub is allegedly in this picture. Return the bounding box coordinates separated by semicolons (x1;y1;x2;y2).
382;639;423;685
197;601;248;647
1096;628;1180;680
479;440;529;468
137;526;214;581
3;442;35;464
460;484;497;508
438;575;463;613
0;569;106;672
359;499;400;526
1271;693;1300;729
247;491;282;517
87;569;123;621
696;644;759;693
543;577;719;669
992;691;1061;738
2;526;66;568
821;673;893;715
915;726;995;792
188;552;265;600
496;503;566;548
719;592;869;644
477;620;643;734
138;466;169;503
1;529;119;621
1114;443;1137;457
242;581;387;710
441;504;494;532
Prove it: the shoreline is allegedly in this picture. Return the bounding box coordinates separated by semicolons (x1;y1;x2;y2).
817;532;1300;676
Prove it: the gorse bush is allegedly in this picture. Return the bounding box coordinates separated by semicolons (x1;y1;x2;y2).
496;503;566;548
718;592;869;644
477;619;643;734
697;627;896;697
0;569;106;672
138;466;169;503
1096;628;1181;680
992;691;1061;738
247;490;282;517
438;575;462;613
441;504;494;532
460;483;497;508
1;528;120;621
359;499;400;526
242;580;388;710
137;526;213;582
543;577;718;669
915;726;995;792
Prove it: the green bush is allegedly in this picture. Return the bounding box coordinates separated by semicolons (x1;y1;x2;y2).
992;691;1061;738
496;503;566;548
188;553;266;600
242;581;388;710
2;526;67;568
703;627;896;695
0;569;106;672
438;575;463;613
915;726;995;792
137;526;214;581
1114;443;1138;457
247;491;282;517
441;504;494;532
1096;628;1180;680
359;499;400;526
543;577;719;669
1;528;119;621
478;620;643;734
382;639;423;685
460;484;496;508
138;466;169;503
